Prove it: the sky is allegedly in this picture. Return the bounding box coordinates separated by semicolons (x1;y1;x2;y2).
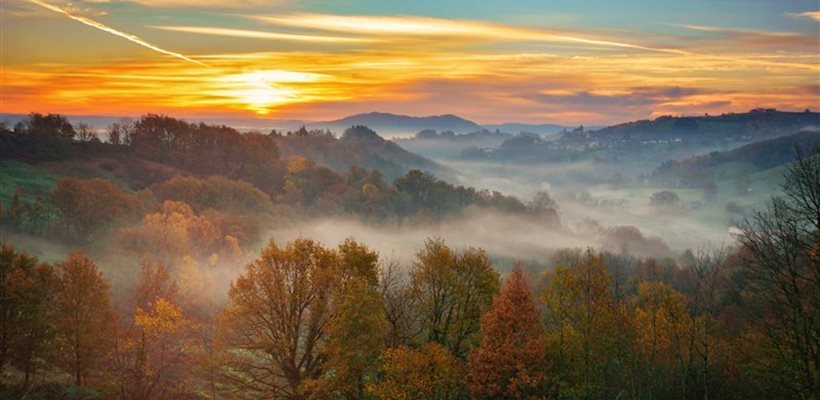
1;0;818;125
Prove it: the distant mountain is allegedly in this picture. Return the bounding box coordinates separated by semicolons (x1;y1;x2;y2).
307;112;482;138
651;129;820;187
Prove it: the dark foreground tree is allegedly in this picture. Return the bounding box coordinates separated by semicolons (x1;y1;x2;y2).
735;151;819;397
53;252;116;386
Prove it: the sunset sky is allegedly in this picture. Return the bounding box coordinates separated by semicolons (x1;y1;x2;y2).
1;0;818;125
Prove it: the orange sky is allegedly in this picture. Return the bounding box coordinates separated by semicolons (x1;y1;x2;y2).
1;0;818;125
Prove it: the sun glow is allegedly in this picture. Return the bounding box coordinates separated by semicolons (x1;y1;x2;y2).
216;70;325;114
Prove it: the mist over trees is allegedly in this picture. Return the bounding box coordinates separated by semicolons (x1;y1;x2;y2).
1;112;818;399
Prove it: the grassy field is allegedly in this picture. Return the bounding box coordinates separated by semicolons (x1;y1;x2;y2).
0;159;57;206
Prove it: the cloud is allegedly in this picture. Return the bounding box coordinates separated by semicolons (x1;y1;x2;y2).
86;0;280;9
788;11;820;21
151;26;373;43
679;24;818;50
23;0;208;67
253;13;691;55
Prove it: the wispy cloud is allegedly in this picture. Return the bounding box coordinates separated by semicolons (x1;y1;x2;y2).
253;14;691;55
787;11;820;21
23;0;208;67
151;26;373;43
678;24;818;50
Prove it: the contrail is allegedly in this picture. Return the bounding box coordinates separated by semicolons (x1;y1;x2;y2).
24;0;209;67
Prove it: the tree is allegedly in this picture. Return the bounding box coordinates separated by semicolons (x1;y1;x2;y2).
75;123;97;143
110;261;190;400
367;343;464;400
52;177;138;241
541;249;630;399
631;281;692;399
219;239;337;399
734;152;819;397
650;190;680;207
120;200;221;263
411;239;500;357
53;251;116;386
130;298;192;400
337;238;379;286
26;112;75;139
108;117;135;146
0;242;54;387
467;267;548;399
306;278;388;399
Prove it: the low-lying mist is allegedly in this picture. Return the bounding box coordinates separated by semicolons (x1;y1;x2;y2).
437;159;740;252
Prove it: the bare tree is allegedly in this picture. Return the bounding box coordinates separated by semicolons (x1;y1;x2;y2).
75;123;97;143
735;150;819;397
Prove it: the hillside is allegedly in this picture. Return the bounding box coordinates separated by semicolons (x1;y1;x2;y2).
651;129;820;187
460;109;819;167
590;109;818;141
274;125;456;181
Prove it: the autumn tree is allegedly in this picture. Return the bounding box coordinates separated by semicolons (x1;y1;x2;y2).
367;342;464;400
467;267;548;399
0;242;54;388
130;298;193;400
541;249;630;399
52;252;116;386
218;239;337;399
631;281;692;399
307;277;388;399
51;177;138;241
120;200;220;264
107;259;194;400
411;239;500;357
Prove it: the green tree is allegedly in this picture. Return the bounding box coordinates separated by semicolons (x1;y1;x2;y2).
307;278;388;399
411;239;500;357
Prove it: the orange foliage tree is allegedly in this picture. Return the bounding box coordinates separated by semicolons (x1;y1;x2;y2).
467;267;548;399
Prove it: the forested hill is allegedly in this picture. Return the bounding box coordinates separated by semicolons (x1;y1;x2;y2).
651;129;820;187
0;113;556;236
588;108;818;141
273;125;455;182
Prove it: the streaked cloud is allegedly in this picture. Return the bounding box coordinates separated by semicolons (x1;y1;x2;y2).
254;14;691;55
679;24;818;50
788;11;820;21
151;25;373;43
23;0;208;67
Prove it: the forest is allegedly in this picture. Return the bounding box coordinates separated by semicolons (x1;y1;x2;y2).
0;113;818;400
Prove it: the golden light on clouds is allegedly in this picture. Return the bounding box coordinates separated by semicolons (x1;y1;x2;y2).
214;70;327;115
2;2;818;124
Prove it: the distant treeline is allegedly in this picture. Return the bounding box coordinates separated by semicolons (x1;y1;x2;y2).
1;153;818;399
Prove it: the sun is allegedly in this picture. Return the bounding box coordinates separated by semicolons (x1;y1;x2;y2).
217;70;324;115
